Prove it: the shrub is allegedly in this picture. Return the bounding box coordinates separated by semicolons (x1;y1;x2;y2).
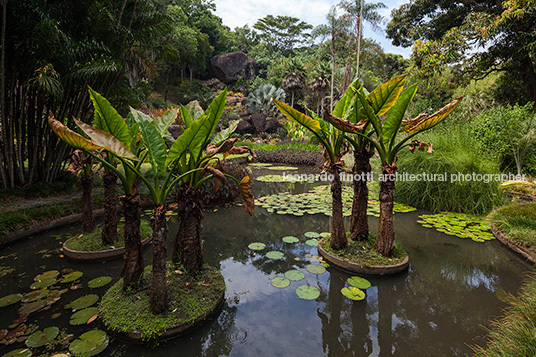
246;84;285;115
394;124;506;214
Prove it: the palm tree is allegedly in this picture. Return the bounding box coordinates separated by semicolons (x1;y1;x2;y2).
282;58;306;108
339;0;386;76
309;61;331;116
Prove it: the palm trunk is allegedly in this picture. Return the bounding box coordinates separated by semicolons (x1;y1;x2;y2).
80;176;95;233
330;168;347;250
173;186;204;274
150;204;168;313
350;146;370;241
101;171;118;245
120;190;144;289
375;162;397;257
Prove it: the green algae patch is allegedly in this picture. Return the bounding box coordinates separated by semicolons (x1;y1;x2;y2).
64;221;151;252
320;235;407;267
99;264;225;341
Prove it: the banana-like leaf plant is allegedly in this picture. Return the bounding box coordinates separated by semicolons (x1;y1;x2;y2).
167;89;255;274
330;75;463;257
273;98;352;250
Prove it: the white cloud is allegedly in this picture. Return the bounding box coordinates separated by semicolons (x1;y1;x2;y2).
214;0;411;57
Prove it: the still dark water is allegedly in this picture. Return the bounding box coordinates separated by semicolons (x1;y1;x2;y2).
0;167;531;357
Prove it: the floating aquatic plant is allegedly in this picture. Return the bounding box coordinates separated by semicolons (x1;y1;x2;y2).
284;270;305;281
265;251;284;260
248;242;266;251
295;285;320;300
270;277;290;288
60;271;83;283
248;162;273;167
70;307;99;325
69;329;109;357
0;294;22;308
70;295;99;310
417;212;494;242
255;174;310;183
304;232;320;238
25;326;59;348
306;264;326;275
341;287;365;301
347;276;371;289
87;277;112;289
265;166;299;171
305;239;319;247
30;277;56;290
282;236;299;244
18;300;46;315
2;348;32;357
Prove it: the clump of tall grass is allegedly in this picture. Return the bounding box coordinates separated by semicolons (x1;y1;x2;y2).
489;202;536;252
472;272;536;356
394;124;506;214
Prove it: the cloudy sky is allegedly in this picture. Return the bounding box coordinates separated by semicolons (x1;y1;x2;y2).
214;0;411;57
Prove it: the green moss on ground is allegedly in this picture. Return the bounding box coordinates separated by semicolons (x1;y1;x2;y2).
321;234;407;266
99;264;225;341
473;272;536;356
489;201;536;254
64;220;151;251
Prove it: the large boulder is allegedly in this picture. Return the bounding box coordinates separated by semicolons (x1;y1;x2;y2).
210;52;258;84
250;113;267;133
235;120;255;135
264;119;282;134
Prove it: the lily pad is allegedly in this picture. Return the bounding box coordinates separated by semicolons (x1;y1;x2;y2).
270;277;291;288
347;276;371;289
265;251;284;260
305;239;319;247
1;349;32;357
306;264;326;275
30;277;56;290
69;329;109;357
320;232;330;238
295;285;320;300
60;271;83;283
341;287;365;301
248;242;266;251
21;290;49;303
70;307;99;325
284;270;305;282
0;294;22;308
18;300;46;315
71;295;99;310
87;276;112;289
282;236;299;244
25;326;59;348
304;232;320;238
34;271;59;281
266;166;299;171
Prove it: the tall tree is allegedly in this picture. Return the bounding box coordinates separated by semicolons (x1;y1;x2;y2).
387;0;536;103
339;0;386;76
253;15;313;54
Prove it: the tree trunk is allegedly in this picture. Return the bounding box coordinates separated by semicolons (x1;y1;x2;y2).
173;186;204;274
149;204;168;313
101;171;118;245
120;190;144;290
350;146;370;241
330;168;347;250
80;176;95;233
375;162;397;257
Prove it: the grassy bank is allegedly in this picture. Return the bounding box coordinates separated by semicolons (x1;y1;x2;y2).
489;201;536;256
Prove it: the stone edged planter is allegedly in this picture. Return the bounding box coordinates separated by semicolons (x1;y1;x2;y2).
62;234;153;262
318;243;410;276
114;291;225;343
491;223;536;264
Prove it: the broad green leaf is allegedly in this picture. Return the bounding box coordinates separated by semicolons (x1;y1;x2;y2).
383;84;418;143
69;329;109;357
367;74;406;117
284;270;305;281
185;100;204;121
180;104;194;128
189;90;227;160
138;116;167;173
152;108;178;137
266;251;284;260
25;327;59;348
270;277;290;288
402;96;464;134
87;276;112;288
341;286;365;300
211;120;239;146
71;294;99;310
306;264;326;275
0;293;22;307
273;98;321;133
333;79;362;118
356;91;382;138
347;276;371;289
89;87;131;146
75;119;138;161
295;285;320;300
129;107;152;123
248;242;265;250
70;307;99;325
48;115;104;151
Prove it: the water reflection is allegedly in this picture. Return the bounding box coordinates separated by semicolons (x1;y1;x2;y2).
0;167;531;356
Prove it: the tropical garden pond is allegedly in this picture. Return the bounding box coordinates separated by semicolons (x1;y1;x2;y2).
0;164;530;356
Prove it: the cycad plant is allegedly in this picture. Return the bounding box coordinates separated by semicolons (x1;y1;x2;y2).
246;84;286;115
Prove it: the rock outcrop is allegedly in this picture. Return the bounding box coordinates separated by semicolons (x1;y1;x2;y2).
210;52;258;84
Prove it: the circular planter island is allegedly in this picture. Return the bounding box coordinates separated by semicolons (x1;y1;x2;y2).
318;238;410;276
